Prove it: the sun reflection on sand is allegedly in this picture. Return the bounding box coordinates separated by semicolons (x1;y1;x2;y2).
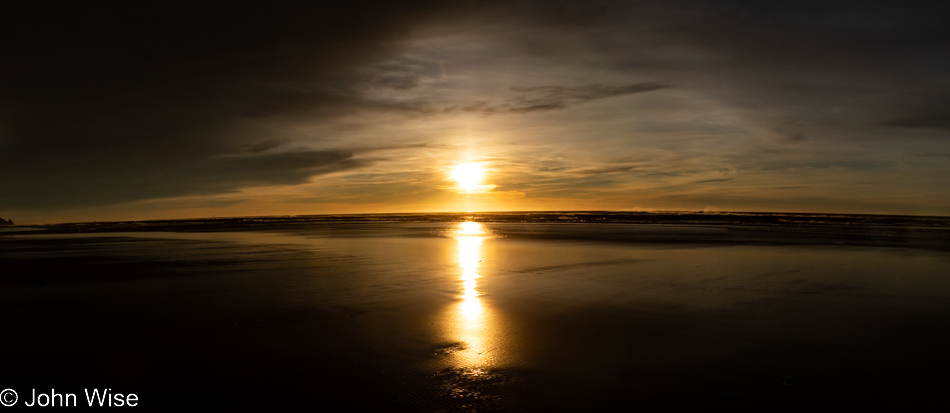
434;221;512;408
444;221;502;370
458;235;483;320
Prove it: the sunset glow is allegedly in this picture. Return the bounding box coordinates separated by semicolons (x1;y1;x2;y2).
451;163;485;192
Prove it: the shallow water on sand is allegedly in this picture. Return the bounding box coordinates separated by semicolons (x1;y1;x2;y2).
3;221;950;410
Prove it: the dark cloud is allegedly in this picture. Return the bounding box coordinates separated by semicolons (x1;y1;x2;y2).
571;165;638;175
773;125;807;143
366;82;669;117
878;115;950;132
3;149;367;209
363;57;444;91
769;186;807;190
693;178;735;184
472;83;669;114
0;1;465;211
247;139;283;153
350;143;452;153
132;197;248;212
588;1;950;142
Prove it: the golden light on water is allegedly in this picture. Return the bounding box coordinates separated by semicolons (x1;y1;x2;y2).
458;221;484;236
442;221;503;370
458;235;484;319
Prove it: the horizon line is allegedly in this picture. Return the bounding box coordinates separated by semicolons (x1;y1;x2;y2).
12;209;950;227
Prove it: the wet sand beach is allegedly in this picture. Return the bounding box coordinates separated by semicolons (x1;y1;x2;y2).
2;214;950;410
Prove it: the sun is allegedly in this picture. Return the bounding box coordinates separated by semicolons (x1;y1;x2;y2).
452;163;485;192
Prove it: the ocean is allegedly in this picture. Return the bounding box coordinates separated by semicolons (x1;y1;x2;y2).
2;212;950;410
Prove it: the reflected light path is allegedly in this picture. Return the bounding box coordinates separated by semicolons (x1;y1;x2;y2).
443;221;504;370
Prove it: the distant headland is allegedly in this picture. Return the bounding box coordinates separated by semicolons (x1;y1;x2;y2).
0;217;13;225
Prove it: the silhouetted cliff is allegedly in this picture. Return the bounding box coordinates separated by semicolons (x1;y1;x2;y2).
0;217;13;225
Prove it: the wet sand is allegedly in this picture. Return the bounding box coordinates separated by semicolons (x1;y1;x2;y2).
2;217;950;410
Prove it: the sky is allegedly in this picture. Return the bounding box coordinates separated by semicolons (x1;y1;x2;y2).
2;1;950;224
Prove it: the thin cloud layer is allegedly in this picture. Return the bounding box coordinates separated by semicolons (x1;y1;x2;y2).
496;83;669;113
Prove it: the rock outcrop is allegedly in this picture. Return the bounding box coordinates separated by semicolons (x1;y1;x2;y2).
0;217;13;225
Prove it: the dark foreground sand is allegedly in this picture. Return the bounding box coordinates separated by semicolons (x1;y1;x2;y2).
2;216;950;410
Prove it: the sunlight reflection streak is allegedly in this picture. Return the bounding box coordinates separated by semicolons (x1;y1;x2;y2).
447;221;497;368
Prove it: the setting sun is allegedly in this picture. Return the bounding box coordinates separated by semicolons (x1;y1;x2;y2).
452;163;485;192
